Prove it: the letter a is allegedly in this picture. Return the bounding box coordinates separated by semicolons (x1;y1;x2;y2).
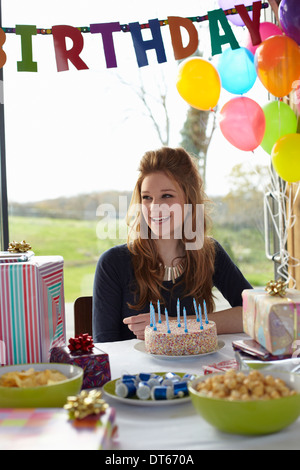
208;9;240;56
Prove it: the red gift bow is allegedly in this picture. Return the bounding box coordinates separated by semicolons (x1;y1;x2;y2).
68;333;94;353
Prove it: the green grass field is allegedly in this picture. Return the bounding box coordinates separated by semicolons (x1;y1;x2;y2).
9;216;274;302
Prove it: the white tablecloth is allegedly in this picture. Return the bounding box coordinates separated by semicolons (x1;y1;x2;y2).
98;334;300;450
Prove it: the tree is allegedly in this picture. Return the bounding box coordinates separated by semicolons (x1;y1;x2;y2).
117;68;171;146
222;162;270;232
180;106;216;187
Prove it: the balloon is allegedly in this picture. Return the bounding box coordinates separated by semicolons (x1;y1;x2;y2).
245;22;283;55
176;57;221;111
218;0;253;26
261;101;298;155
255;35;300;98
217;47;257;95
219;97;266;151
272;134;300;183
279;0;300;45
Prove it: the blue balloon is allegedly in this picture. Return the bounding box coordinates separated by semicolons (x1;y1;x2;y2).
217;47;257;95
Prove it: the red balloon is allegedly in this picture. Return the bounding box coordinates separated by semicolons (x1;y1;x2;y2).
219;97;266;151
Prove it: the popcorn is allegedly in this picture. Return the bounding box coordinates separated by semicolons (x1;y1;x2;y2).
195;369;297;401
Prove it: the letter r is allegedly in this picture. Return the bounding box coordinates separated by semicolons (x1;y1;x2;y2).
52;25;89;72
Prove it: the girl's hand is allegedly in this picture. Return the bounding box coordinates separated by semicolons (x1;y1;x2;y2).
123;313;151;340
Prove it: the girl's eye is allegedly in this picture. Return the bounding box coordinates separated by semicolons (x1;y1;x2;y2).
142;195;151;201
162;194;173;198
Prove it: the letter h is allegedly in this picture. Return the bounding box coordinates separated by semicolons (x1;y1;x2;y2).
129;19;167;67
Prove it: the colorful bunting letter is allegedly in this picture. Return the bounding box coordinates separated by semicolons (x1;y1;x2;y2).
0;28;6;69
235;1;262;46
168;16;199;61
52;25;89;72
208;9;240;56
15;25;38;72
1;2;269;72
129;19;167;67
90;22;121;69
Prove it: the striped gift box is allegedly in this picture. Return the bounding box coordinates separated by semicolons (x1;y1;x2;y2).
0;256;66;365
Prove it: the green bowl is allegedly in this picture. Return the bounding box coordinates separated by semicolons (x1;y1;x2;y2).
0;363;83;408
188;370;300;435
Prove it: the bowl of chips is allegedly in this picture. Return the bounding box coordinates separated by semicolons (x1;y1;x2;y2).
0;363;83;408
188;369;300;435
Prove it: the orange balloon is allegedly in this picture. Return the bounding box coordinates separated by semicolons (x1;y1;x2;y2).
255;35;300;97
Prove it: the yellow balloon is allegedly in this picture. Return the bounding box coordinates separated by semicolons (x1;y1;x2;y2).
176;57;221;111
272;134;300;183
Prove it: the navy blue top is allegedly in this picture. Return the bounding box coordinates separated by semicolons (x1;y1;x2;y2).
92;240;252;342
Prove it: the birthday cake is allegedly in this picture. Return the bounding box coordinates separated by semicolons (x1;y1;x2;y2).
144;319;218;356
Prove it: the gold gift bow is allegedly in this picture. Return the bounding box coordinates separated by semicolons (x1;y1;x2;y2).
7;240;32;253
265;280;298;344
64;389;108;420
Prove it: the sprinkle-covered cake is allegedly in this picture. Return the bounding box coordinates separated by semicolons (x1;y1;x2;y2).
145;319;218;356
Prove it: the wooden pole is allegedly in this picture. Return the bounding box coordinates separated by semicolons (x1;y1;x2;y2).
287;88;300;288
0;0;9;251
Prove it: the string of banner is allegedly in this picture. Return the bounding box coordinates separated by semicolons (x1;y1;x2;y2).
2;3;269;35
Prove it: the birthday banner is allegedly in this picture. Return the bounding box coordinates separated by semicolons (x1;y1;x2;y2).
0;2;269;72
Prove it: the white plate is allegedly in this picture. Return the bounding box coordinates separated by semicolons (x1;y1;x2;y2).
134;340;226;359
102;372;191;407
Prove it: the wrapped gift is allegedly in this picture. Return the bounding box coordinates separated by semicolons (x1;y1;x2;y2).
0;256;66;365
50;335;111;389
203;359;239;375
242;287;300;356
0;406;117;450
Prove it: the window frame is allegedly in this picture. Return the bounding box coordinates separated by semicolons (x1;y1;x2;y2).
0;1;9;251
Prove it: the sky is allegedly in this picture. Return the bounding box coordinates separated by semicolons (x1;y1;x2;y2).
2;0;272;203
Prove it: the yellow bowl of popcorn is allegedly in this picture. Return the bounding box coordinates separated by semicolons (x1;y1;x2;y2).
188;369;300;435
0;363;83;408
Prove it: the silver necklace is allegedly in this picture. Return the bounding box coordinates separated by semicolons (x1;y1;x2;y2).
163;261;185;284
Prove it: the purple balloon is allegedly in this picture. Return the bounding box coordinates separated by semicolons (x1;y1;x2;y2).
279;0;300;45
218;0;253;26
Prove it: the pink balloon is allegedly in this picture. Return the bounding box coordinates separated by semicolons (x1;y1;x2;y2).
219;97;266;151
245;22;284;55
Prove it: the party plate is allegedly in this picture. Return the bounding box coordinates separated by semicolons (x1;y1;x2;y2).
134;340;225;359
102;372;191;406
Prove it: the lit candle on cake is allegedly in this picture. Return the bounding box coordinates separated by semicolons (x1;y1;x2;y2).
183;307;188;333
198;304;203;330
152;305;157;331
164;308;171;333
177;298;181;327
193;298;200;322
157;300;162;323
150;302;154;328
204;300;209;324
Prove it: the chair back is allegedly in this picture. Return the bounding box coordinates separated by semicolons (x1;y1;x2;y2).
74;296;93;336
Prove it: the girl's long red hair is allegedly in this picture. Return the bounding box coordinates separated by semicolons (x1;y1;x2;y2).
126;147;216;313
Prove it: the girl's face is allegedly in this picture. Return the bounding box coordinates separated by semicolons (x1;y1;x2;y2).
140;172;186;240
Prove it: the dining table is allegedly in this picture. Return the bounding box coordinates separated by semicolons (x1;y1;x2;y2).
99;333;300;451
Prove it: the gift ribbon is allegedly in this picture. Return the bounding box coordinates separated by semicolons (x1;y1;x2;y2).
7;240;32;253
265;279;288;298
68;333;94;353
265;280;299;348
64;389;108;420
